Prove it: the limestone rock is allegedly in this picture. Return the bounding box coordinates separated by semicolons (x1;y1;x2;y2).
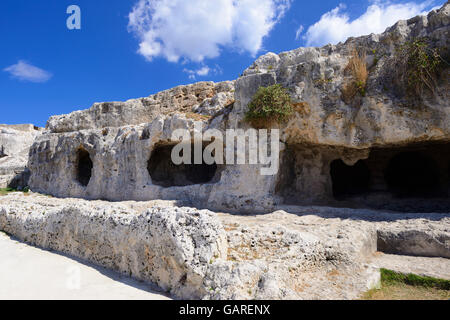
25;4;450;213
193;91;235;116
238;4;450;149
46;81;235;133
377;225;450;258
0;194;227;299
0;124;42;188
0;194;385;300
2;194;450;299
370;253;450;280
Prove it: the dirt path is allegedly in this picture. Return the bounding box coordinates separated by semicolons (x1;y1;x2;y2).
0;232;171;300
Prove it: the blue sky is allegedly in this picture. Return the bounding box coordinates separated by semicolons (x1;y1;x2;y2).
0;0;444;127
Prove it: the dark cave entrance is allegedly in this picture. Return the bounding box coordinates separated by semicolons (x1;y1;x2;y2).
147;143;219;188
385;151;442;198
330;160;370;199
448;160;450;192
276;142;450;212
331;142;450;212
76;148;93;187
0;146;6;158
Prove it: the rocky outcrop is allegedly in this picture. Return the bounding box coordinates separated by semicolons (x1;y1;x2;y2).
2;194;449;299
0;194;385;299
28;4;450;213
239;7;450;148
377;227;450;258
0;194;227;299
0;125;42;188
370;254;450;280
46;81;235;133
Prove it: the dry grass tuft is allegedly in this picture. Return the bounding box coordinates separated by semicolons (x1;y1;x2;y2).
292;101;311;115
362;283;450;300
342;49;368;104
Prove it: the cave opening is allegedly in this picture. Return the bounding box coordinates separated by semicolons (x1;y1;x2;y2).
333;142;450;212
276;142;450;212
0;146;6;158
330;160;370;199
147;143;218;188
448;160;450;192
76;148;93;187
385;151;441;198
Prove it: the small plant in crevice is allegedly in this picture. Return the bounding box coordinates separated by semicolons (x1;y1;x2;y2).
341;49;369;105
314;77;333;88
394;37;447;98
245;84;294;128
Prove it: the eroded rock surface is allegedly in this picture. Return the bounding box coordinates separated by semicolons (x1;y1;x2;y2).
0;193;226;299
370;253;450;280
0;124;42;188
1;194;449;299
26;4;450;213
46;81;235;133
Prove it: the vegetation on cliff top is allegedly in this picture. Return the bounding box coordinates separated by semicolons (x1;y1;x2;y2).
395;37;448;98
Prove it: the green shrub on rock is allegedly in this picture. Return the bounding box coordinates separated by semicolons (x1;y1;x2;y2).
245;84;293;128
395;38;445;97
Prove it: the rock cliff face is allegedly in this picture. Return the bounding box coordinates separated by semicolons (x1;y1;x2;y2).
46;81;235;133
0;124;42;188
28;3;450;213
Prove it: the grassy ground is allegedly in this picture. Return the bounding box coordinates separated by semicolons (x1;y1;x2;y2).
363;268;450;300
0;188;29;196
0;188;15;196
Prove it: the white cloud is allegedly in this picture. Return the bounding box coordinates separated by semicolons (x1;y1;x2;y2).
4;60;52;83
183;65;223;80
195;66;211;76
128;0;291;63
183;66;210;80
303;1;436;47
295;25;304;40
